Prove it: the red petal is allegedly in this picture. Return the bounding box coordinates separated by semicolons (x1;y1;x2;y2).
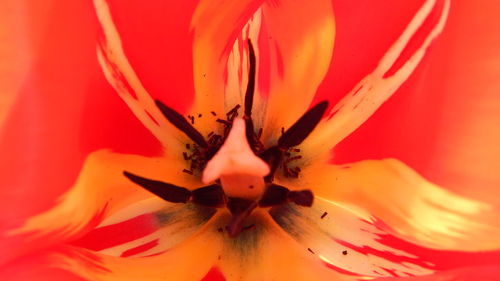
322;1;500;202
376;265;500;281
0;250;86;281
0;0;199;263
201;267;226;281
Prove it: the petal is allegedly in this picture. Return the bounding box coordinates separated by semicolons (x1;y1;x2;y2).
209;212;352;281
74;198;216;258
302;0;449;159
0;1;29;127
4;150;197;264
94;0;191;149
295;159;500;252
0;249;85;281
190;0;264;123
33;212;355;281
270;198;435;277
224;9;268;129
260;0;335;144
37;235;221;281
404;1;500;199
328;1;500;200
0;1;162;263
377;265;500;281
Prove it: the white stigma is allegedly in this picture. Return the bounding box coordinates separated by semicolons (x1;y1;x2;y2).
202;118;270;199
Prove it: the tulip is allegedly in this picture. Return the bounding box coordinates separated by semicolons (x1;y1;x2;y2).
1;0;499;280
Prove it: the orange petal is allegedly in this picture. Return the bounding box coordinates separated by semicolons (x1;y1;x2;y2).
295;159;500;252
5;150;197;263
302;0;449;159
190;0;264;128
270;198;435;278
209;212;352;281
260;0;335;144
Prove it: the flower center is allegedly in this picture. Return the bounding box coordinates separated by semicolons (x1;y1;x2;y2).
122;40;327;237
202;118;269;199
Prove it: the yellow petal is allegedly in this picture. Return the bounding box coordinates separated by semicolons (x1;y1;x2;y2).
270;198;435;278
11;149;198;244
190;0;264;126
50;211;355;281
260;0;335;145
94;0;189;149
295;159;500;252
210;211;353;281
224;9;268;129
302;0;449;160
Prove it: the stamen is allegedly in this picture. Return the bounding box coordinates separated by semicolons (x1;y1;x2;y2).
226;198;258;237
216;118;232;126
155;100;208;148
243;40;260;152
259;184;289;207
191;184;226;207
123;171;191;203
259;146;283;182
182;169;193;175
278;101;328;148
288;190;314;207
244;39;256;118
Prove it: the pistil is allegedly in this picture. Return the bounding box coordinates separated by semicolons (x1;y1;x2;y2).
202;118;270;199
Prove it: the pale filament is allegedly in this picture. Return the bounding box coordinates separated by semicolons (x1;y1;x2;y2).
202;118;270;199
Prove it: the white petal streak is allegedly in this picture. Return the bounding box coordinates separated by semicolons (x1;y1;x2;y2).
304;0;450;156
95;198;216;258
94;0;185;149
225;8;267;128
270;198;435;278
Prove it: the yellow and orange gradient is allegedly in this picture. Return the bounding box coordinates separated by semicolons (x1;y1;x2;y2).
1;0;500;280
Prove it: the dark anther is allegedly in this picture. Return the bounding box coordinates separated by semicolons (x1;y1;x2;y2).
155;100;208;148
226;199;258;237
216;118;232;126
259;184;289;207
342;250;348;255
321;212;328;219
182;169;193;175
288;190;314;207
259;146;284;182
244;39;256;118
243;39;259;151
191;184;226;207
123;171;191;203
278;101;329;149
226;197;255;215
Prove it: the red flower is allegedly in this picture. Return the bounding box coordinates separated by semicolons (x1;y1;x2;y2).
1;0;500;280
